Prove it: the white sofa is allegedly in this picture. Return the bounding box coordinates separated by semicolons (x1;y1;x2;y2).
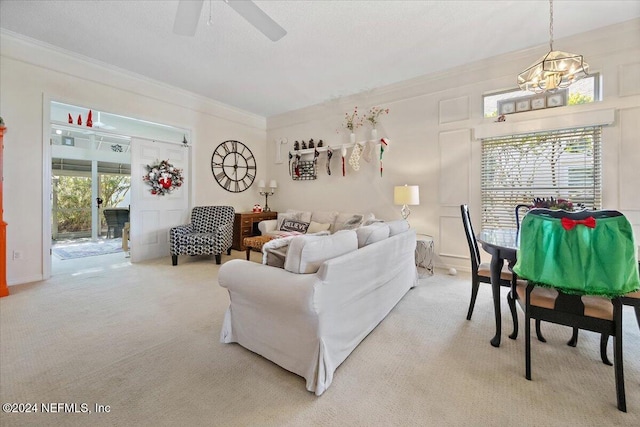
218;222;417;395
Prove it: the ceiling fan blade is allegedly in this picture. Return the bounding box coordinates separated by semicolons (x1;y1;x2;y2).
226;0;287;41
173;0;204;36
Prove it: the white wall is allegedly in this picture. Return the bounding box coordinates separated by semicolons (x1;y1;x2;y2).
0;32;268;285
266;19;640;272
2;20;639;285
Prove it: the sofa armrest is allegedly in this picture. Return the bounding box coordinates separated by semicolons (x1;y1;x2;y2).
216;221;234;249
219;260;318;312
171;223;193;233
258;219;277;235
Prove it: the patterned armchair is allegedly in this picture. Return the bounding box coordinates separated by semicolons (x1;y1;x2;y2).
170;206;235;265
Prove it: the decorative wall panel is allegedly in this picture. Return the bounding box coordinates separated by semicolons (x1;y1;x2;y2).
439;129;470;206
439;216;468;260
619;62;640;97
439;96;469;124
619;107;640;210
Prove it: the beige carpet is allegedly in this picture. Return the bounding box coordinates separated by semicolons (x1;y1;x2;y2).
1;250;639;426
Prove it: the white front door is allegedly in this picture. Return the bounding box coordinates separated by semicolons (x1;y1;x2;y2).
130;138;189;262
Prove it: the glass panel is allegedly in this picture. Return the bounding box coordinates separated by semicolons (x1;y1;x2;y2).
483;74;599;117
52;175;93;238
99;172;131;235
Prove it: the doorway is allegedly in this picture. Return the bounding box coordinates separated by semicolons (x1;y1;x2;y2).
51;163;132;273
45;101;191;279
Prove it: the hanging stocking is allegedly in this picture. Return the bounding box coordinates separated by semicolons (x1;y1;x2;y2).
288;152;293;176
379;138;389;177
348;142;363;171
362;140;373;163
326;147;333;175
295;153;301;177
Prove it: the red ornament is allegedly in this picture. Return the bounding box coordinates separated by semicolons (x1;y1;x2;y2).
77;114;82;125
87;110;93;127
68;113;73;124
159;176;172;189
151;189;157;195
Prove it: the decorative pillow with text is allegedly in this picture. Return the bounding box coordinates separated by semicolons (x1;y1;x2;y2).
280;219;310;234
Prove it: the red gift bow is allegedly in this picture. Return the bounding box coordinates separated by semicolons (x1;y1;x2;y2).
561;216;596;230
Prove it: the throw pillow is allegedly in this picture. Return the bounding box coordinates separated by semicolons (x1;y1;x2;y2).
363;218;384;226
335;214;364;231
277;210;312;230
284;230;358;274
280;219;310;233
307;221;331;234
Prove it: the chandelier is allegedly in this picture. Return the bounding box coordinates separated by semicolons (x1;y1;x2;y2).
517;0;589;93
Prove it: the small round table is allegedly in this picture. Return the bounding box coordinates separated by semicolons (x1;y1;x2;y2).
243;235;274;260
415;234;434;277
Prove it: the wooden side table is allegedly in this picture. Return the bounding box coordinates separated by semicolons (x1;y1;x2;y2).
415;234;434;277
232;211;277;251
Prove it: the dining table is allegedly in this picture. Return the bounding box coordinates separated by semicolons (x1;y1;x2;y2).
476;228;519;348
478;228;640;348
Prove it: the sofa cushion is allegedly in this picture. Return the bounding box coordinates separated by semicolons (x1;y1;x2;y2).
387;219;410;236
310;211;339;225
355;223;390;248
284;230;358;274
307;221;331;234
280;219;310;233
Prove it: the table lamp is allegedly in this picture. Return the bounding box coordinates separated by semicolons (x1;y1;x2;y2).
258;180;277;212
394;185;420;220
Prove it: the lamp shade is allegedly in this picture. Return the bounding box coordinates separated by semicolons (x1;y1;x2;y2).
269;180;277;188
394;185;420;206
257;180;266;188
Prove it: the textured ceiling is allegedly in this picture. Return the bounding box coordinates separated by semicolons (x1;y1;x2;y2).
1;0;639;117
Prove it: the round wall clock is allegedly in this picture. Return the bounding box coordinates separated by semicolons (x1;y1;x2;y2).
211;140;256;193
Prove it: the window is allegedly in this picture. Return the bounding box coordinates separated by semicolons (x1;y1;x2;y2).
481;126;602;229
483;74;600;117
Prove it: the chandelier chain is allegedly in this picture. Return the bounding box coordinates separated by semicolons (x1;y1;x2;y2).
549;0;554;51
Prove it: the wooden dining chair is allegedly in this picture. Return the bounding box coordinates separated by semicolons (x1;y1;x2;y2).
460;204;514;320
515;203;530;231
571;267;640;365
512;208;640;412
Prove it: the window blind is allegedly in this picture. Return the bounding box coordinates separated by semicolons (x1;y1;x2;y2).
481;126;602;229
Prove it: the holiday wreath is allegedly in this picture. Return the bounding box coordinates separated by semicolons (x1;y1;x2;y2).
142;159;184;196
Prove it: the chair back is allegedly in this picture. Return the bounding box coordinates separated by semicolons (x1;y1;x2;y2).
515;204;530;231
460;204;481;274
514;208;640;298
191;206;235;233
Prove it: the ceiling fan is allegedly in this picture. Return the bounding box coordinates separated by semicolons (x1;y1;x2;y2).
173;0;287;41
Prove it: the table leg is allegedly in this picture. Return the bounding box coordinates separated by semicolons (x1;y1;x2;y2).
490;254;504;347
246;247;251;260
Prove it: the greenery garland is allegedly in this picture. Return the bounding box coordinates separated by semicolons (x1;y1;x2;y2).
142;160;184;196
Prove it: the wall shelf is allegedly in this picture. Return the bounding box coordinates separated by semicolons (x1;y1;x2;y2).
289;138;380;156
